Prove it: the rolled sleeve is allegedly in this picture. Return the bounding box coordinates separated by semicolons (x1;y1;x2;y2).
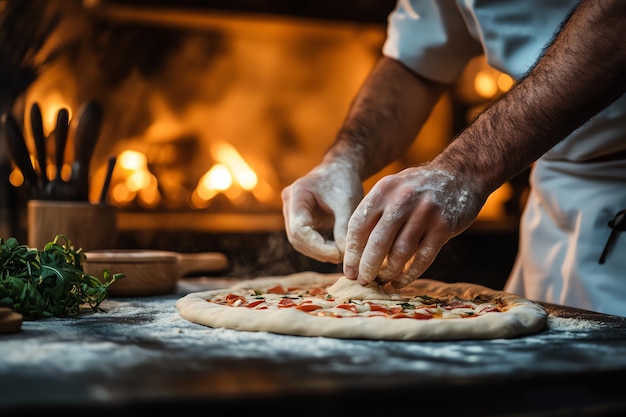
382;0;483;83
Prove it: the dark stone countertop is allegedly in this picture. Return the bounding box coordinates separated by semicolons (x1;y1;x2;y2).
2;276;626;417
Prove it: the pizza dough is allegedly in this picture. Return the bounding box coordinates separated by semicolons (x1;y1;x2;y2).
176;272;548;341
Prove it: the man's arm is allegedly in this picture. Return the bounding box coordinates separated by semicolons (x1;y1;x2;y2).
324;56;447;181
343;0;626;287
437;0;626;193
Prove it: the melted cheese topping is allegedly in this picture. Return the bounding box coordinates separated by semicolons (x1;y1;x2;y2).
208;285;503;320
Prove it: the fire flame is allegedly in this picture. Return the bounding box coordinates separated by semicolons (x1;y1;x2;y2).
109;149;161;207
190;140;265;209
106;141;273;210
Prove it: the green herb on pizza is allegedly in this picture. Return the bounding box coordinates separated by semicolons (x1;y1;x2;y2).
0;235;124;320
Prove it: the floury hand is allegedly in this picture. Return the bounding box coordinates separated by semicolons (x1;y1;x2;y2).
282;160;364;264
343;165;487;288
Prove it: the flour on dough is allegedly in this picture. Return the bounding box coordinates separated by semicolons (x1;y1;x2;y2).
326;276;403;301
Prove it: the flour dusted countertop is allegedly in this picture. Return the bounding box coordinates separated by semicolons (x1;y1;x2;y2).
2;277;626;417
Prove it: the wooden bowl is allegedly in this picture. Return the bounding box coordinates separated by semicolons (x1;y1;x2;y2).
83;250;228;296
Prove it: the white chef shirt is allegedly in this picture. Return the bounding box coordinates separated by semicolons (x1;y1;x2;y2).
382;0;626;316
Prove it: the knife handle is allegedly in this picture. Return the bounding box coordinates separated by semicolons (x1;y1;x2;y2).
2;112;40;191
72;100;103;200
53;108;69;181
30;102;48;185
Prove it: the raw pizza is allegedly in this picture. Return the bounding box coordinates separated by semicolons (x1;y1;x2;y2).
176;272;547;340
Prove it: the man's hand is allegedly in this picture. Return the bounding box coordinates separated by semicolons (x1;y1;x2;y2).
282;161;364;264
342;165;486;288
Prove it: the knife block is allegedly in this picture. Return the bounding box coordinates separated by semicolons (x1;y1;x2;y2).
27;200;118;251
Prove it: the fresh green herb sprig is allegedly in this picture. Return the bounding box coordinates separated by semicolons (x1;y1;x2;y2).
0;235;124;320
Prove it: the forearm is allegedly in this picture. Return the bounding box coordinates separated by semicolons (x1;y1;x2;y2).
324;56;447;181
435;0;626;193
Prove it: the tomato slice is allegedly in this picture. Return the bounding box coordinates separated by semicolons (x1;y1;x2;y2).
412;312;433;320
336;303;358;313
278;298;297;307
296;304;323;312
246;299;265;308
225;294;246;306
267;285;289;294
366;302;390;314
389;312;412;319
389;306;403;314
307;287;327;296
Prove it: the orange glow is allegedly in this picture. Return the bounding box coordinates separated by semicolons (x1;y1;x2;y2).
474;70;498;98
210;141;258;190
61;163;72;181
30;155;41;174
224;185;244;202
497;73;514;91
197;165;231;201
111;182;135;204
20;11;408;217
477;183;513;220
203;164;232;191
190;189;210;209
137;176;162;208
50;163;72;181
191;140;270;206
126;170;152;192
251;178;274;203
27;93;73;135
119;150;148;171
107;149;162;206
9;168;24;187
46;165;55;182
